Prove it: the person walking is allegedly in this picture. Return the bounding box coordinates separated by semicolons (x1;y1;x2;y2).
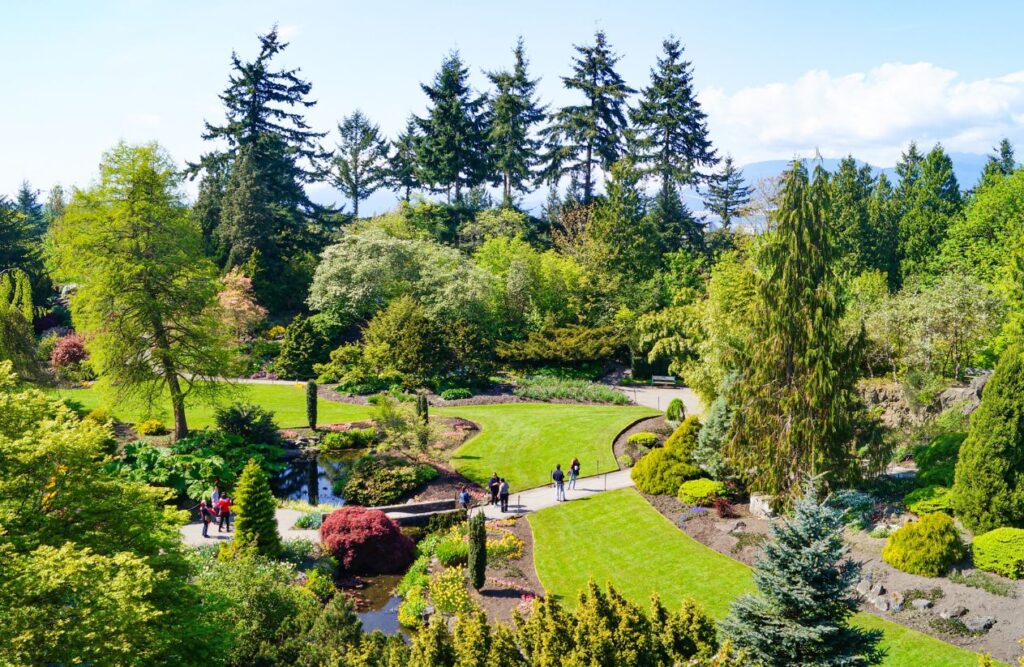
211;480;221;506
216;495;232;532
552;464;566;502
488;472;500;506
568;457;580;490
498;478;510;513
199;500;213;538
458;486;471;510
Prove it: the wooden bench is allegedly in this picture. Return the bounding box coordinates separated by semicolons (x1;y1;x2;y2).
651;375;676;387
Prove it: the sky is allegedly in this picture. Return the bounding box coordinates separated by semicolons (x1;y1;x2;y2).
5;0;1024;214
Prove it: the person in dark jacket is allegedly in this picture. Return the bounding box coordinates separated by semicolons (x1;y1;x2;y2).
199;500;213;538
552;464;566;501
568;457;580;489
488;472;500;505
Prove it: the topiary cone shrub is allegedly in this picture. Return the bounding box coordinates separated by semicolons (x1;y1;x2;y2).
320;506;415;574
306;380;318;430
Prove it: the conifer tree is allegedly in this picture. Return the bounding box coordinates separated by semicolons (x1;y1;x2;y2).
896;143;961;279
0;268;39;379
14;181;45;239
721;482;883;666
486;38;546;207
727;161;878;500
977;138;1016;192
467;511;487;590
589;160;660;281
0;197;39;277
543;30;634;204
306;380;318;430
415;51;489;203
388;116;421;202
631;37;717;250
233;458;282;558
952;345;1024;532
332;110;389;217
704;155;751;230
190;27;329;310
864;173;900;289
829;156;875;275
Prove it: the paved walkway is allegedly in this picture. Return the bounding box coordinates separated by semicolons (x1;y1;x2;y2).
180;507;319;547
612;384;704;417
472;469;636;520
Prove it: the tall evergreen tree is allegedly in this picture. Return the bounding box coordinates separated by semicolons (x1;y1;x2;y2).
704;155;751;230
388;116;421;203
14;181;45;239
727;162;878;500
864;173;900;289
589;160;660;281
0;197;39;278
829;156;875;276
897;143;961;279
190;27;329;310
952;345;1024;532
631;37;717;250
486;38;546;207
543;30;634;204
415;51;489;203
721;481;883;666
332;110;389;218
977;138;1016;192
233;459;282;558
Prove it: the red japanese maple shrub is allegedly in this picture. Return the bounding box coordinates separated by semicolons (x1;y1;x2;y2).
50;333;88;369
320;506;415;574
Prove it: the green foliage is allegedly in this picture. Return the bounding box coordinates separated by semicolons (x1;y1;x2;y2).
320;427;379;450
339;454;438;506
306;380;317;430
666;397;685;422
728;162;881;500
50;142;232;439
274;315;332;380
948;570;1018;598
293;512;323;530
513;375;629;404
435;531;470;567
137;418;169;436
362;296;455;388
971;527;1024;579
677;479;727;506
896;143;962;280
428;566;475;615
416;391;430;422
440;388;473;400
882;513;964;577
468;512;487;590
693;394;733;481
913;433;965;487
952;346;1024;532
232;459;282;558
827;490;877;530
214;401;282;446
498;324;623;365
904;485;954;515
705;156;752;230
631;417;704;495
332;110;389;217
618;453;636;468
721;482;883;666
663;416;702;460
0;269;39;380
628;431;660;448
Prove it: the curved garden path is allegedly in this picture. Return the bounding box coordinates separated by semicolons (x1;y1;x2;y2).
471;469;636;520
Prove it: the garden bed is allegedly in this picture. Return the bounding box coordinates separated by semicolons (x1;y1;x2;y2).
612;416;670;468
468;516;543;623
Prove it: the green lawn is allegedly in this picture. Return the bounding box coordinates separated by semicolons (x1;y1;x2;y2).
47;383;374;429
529;488;991;667
438;403;658;492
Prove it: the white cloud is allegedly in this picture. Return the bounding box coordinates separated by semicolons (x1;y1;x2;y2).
278;24;302;40
700;62;1024;166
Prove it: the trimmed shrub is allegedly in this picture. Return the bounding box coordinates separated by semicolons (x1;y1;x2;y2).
677;479;726;506
233;459;282;558
50;332;89;368
435;535;470;567
631;448;702;495
904;485;954;515
440;388;473;401
339;454;438;506
274;315;332;380
320;428;379;450
972;527;1024;579
214;402;282;446
664;416;702;460
136;419;168;436
627;432;659;448
467;512;486;590
306;380;318;430
618;453;635;468
666;398;685;422
320;506;415;574
882;513;965;576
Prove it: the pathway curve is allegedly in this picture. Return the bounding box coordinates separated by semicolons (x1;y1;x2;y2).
180;508;319;547
472;469;636;520
612;384;705;417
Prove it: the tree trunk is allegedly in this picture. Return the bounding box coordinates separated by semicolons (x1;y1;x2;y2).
167;373;189;441
149;315;188;440
504;172;512;207
353;198;359;219
584;144;593;204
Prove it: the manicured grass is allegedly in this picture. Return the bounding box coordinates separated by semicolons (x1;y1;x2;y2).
529;488;991;667
46;383;374;429
438;403;657;492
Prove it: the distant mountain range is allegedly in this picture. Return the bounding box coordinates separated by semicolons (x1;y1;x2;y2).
313;152;996;218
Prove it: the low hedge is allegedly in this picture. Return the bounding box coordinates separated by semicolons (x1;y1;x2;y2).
972;527;1024;579
882;513;964;577
320;427;379;450
627;432;659;448
439;388;473;400
677;479;726;507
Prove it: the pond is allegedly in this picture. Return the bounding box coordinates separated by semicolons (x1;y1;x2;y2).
272;449;357;506
345;574;408;637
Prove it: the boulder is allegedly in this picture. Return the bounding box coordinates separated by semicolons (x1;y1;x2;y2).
938;373;991;415
964;616;995;633
871;596;890;612
888;591;905;613
911;598;933;610
939;605;968;620
869;583;886;597
749;494;776;519
856;578;872;597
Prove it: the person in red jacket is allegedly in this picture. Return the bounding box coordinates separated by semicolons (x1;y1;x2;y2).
215;495;232;532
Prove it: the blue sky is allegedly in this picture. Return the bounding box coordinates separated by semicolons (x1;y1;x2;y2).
5;1;1024;213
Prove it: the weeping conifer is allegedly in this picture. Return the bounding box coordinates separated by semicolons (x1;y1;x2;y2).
726;161;880;501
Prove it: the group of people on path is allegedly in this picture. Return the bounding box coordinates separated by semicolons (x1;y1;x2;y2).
197;480;233;538
552;457;580;502
488;473;511;512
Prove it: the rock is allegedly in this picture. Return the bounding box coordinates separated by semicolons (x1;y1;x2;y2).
911;598;933;610
871;596;890;612
869;583;886;597
940;605;967;620
888;592;904;613
964;616;995;633
856;578;872;597
749;494;776;519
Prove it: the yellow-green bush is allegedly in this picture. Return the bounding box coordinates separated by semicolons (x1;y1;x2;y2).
84;408;114;425
398;584;427;628
428;567;473;615
904;485;954;515
486;530;524;560
631;416;703;495
627;431;659;448
677;479;726;506
972;527;1024;579
136;419;168;436
663;416;701;460
882;513;964;577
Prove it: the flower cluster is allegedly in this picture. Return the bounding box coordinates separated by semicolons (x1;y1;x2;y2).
428;567;473;615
